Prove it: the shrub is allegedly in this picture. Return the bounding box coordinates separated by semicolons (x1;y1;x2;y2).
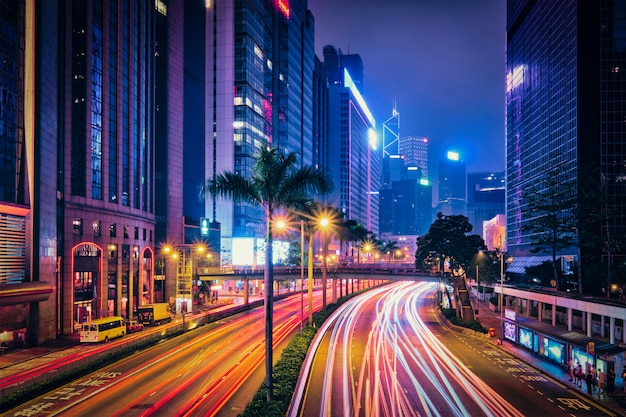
441;308;488;334
239;286;378;417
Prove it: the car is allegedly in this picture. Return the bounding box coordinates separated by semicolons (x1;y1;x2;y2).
127;320;144;333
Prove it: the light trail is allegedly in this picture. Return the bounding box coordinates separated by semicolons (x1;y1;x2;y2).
304;281;526;417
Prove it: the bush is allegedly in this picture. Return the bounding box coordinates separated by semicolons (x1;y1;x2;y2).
239;286;379;417
239;327;317;417
441;308;488;334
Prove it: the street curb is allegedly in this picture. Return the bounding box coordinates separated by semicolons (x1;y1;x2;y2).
435;304;626;416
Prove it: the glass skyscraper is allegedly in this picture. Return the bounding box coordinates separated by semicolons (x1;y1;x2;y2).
506;0;626;292
323;46;379;235
203;1;316;265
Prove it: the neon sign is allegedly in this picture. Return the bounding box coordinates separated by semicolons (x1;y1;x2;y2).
277;0;289;19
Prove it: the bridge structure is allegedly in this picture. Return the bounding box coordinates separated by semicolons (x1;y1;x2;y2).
198;264;437;284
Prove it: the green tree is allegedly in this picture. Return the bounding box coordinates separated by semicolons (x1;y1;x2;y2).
337;220;369;261
415;213;486;273
380;239;400;263
521;165;577;291
469;249;505;285
201;147;331;401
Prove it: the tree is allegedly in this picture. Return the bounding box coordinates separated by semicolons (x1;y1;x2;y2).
521;165;577;291
336;219;369;261
380;239;400;263
469;249;505;285
415;213;486;273
201;147;331;401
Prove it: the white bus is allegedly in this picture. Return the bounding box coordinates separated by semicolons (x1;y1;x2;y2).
79;316;126;343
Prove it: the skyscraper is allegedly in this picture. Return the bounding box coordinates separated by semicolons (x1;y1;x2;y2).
0;0;157;343
203;2;316;265
323;46;379;234
400;135;429;181
438;151;466;216
506;0;626;292
466;172;505;236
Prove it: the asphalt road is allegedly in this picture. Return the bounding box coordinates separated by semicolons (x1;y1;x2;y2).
296;281;616;417
1;293;324;417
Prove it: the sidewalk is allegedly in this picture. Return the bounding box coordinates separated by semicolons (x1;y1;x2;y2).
472;297;626;414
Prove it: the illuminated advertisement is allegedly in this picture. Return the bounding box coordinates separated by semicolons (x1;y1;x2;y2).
504;321;516;342
542;336;565;365
518;327;533;350
232;238;255;266
505;308;517;321
572;346;594;370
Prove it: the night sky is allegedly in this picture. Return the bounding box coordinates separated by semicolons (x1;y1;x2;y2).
309;0;507;184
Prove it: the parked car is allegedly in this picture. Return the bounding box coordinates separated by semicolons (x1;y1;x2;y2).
126;320;144;333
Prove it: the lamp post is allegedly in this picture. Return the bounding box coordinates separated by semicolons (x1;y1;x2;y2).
300;220;304;335
500;250;504;343
319;217;331;305
163;243;208;319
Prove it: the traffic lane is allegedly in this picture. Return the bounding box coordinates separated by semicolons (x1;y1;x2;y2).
299;282;515;417
1;294;308;417
215;296;327;417
376;283;517;417
297;287;380;417
421;295;618;417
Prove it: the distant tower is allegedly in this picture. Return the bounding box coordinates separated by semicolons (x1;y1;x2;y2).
438;151;467;216
399;136;429;180
383;101;400;157
466;172;505;234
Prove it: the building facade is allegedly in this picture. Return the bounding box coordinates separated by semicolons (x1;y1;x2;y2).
466;171;505;236
437;150;466;216
202;1;317;266
323;46;379;234
400;135;429;181
0;0;158;344
506;0;626;293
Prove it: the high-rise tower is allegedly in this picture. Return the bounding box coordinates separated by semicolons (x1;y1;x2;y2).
506;0;626;292
438;151;466;216
203;2;316;264
0;0;157;343
323;45;379;234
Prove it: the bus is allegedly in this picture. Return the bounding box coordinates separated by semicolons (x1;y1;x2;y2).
79;316;126;343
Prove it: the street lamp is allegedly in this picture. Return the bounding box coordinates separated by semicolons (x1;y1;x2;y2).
274;217;311;330
162;243;207;318
363;243;372;264
300;220;304;334
500;250;504;343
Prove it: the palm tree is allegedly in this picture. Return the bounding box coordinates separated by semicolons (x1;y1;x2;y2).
202;147;331;401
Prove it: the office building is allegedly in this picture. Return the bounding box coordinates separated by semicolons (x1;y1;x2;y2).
323;46;379;234
506;0;626;292
381;106;401;188
400;136;429;181
437;150;466;216
466;172;505;235
202;2;316;265
379;179;433;236
483;214;506;252
0;0;157;344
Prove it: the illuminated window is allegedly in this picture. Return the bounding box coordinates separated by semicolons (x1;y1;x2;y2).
73;219;83;235
93;220;101;236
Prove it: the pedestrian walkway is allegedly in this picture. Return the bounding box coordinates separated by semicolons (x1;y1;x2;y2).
471;297;626;415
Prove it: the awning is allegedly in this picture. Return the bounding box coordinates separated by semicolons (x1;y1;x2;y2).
507;256;554;274
0;282;53;306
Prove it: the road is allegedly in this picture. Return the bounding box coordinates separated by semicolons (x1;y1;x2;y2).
1;292;324;417
294;281;615;417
